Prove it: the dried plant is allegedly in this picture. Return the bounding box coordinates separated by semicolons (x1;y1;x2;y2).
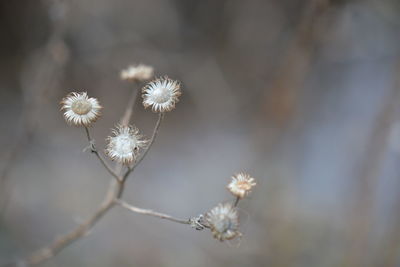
7;65;256;266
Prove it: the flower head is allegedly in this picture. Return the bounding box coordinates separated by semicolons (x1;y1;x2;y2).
105;125;147;164
227;172;256;199
60;92;102;126
142;77;181;112
120;64;154;82
206;202;241;241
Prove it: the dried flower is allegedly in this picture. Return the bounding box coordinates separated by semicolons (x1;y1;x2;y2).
60;92;102;126
142;77;181;112
105;125;147;164
120;64;154;82
206;203;241;241
227;172;256;199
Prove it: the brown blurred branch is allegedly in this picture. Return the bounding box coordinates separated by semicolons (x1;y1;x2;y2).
263;0;332;127
343;68;400;266
25;181;122;265
0;0;69;218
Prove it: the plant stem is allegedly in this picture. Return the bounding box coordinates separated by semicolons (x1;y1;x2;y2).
115;199;190;225
84;127;121;181
234;196;240;207
25;178;123;266
122;112;164;182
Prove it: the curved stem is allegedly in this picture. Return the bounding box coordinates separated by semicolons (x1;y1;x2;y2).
84;127;121;181
115;199;190;225
122;113;164;182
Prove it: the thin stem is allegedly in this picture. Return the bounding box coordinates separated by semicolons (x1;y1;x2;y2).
116;85;140;176
115;199;190;225
234;196;240;207
122;112;165;182
84;127;121;181
119;85;140;126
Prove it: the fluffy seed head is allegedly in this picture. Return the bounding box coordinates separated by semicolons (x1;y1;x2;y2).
227;172;256;199
120;64;154;82
206;203;241;241
106;125;147;165
142;77;181;112
60;92;102;126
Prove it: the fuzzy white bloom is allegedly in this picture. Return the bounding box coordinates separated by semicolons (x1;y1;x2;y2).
105;125;147;165
206;203;241;241
227;172;256;199
60;92;102;126
120;64;154;82
142;77;181;112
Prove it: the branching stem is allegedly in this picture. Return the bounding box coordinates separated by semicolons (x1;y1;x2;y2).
10;114;167;267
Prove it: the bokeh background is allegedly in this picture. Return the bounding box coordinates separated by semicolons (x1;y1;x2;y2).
1;0;400;266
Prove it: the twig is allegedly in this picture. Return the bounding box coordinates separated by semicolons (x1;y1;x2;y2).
234;197;240;207
119;85;140;126
122;112;165;182
115;199;190;225
84;127;121;181
115;84;140;176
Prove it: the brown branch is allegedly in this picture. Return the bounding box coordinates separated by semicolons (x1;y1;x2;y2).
26;181;122;265
344;67;400;267
115;199;190;225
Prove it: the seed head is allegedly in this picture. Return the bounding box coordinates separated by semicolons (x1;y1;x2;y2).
142;77;181;112
206;202;241;241
120;64;154;82
227;172;256;199
105;125;147;165
60;92;102;126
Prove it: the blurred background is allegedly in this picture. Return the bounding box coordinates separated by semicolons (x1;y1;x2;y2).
1;0;400;266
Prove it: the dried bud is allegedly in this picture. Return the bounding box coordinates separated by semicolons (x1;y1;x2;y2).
120;64;154;82
105;125;147;165
227;172;256;199
60;92;102;126
206;203;241;241
142;77;181;112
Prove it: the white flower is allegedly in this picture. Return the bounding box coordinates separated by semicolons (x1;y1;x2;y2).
227;172;256;199
142;77;181;112
105;125;147;165
120;64;154;82
60;92;102;126
206;203;241;241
